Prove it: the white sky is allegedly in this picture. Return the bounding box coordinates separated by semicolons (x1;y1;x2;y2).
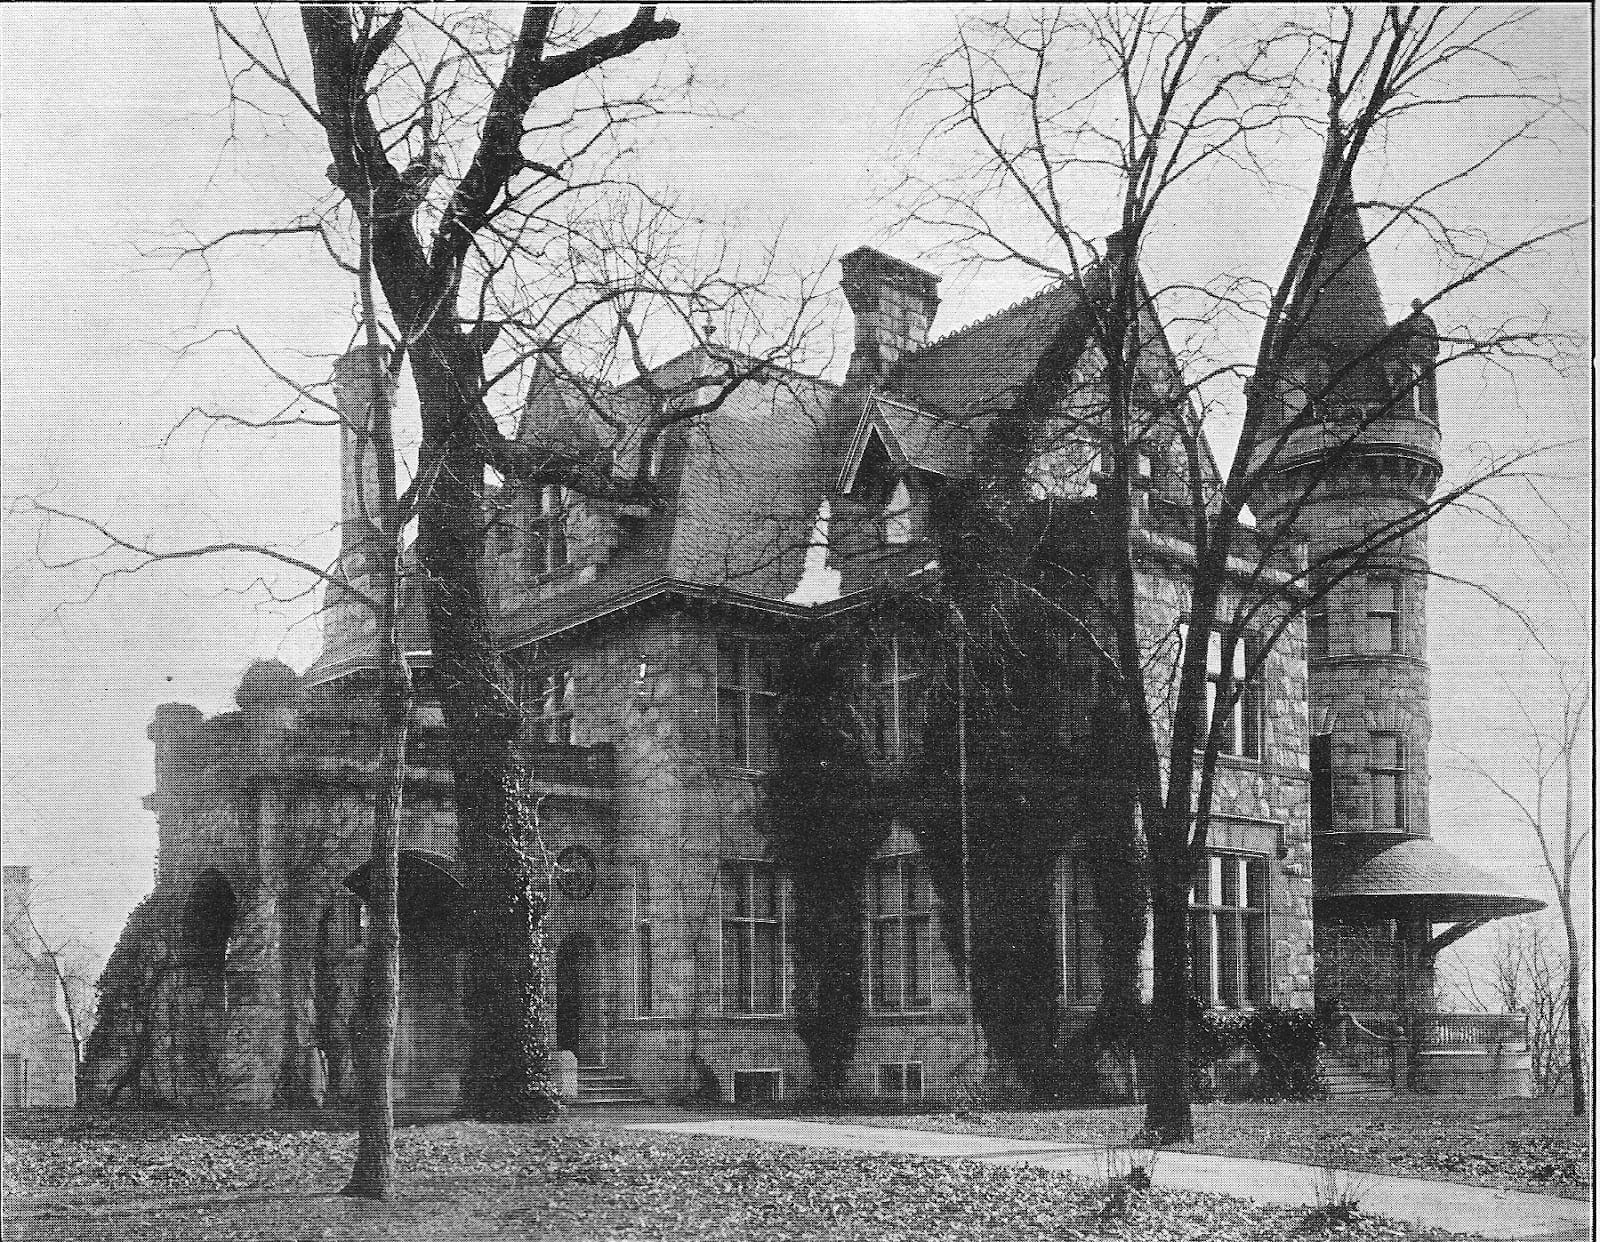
1;6;1591;977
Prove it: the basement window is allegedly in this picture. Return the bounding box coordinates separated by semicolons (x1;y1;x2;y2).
732;1069;782;1104
876;1062;924;1099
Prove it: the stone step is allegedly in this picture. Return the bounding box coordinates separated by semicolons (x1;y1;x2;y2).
567;1066;650;1108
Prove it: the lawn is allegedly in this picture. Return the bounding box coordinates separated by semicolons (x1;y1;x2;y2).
4;1112;1496;1242
822;1096;1591;1201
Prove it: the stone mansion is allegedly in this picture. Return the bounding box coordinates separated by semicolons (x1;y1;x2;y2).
81;184;1539;1109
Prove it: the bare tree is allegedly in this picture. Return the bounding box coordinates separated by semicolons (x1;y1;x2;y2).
2;896;99;1088
1452;918;1588;1099
898;6;1580;1139
202;3;824;1128
1450;648;1591;1115
18;6;824;1182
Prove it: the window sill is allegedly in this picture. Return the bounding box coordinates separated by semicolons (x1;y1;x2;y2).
708;763;770;780
715;1011;789;1022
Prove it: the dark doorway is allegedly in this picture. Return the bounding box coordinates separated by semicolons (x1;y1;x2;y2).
555;933;600;1065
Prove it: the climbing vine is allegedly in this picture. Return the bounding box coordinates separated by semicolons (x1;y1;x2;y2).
767;456;1152;1096
766;625;892;1097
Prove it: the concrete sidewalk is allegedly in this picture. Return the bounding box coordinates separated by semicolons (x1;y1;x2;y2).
630;1118;1591;1241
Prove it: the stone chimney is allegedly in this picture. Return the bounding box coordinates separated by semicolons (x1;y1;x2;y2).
840;247;941;386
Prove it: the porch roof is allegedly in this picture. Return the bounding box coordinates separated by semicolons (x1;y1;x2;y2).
1318;836;1544;924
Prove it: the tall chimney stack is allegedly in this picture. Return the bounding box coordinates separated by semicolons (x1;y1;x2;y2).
840;248;941;387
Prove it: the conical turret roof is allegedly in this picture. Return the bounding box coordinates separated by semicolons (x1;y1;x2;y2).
1286;151;1390;364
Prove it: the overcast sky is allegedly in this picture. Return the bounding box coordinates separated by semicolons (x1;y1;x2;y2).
1;6;1590;973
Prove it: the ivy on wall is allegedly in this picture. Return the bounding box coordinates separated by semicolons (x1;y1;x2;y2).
766;625;892;1098
765;465;1154;1096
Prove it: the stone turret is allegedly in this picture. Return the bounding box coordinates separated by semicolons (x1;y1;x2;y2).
305;345;396;687
1250;164;1444;852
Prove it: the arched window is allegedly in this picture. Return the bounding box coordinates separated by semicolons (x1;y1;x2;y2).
883;478;914;545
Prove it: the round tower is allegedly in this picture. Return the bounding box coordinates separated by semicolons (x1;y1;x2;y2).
1249;168;1454;1016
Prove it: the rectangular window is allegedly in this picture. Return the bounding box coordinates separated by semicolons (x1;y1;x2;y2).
1364;577;1401;654
1369;732;1406;832
863;636;926;761
539;668;577;744
530;484;571;575
717;640;777;768
1188;854;1268;1009
512;657;577;744
870;855;933;1010
720;861;783;1014
634;874;654;1017
1307;597;1328;661
1311;734;1334;834
732;1069;782;1104
1057;854;1102;1004
1203;630;1264;760
876;1062;925;1098
327;893;365;950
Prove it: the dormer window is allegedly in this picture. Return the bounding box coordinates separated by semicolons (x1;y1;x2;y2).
883;478;915;545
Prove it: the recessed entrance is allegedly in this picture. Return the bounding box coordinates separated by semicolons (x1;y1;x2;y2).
555;932;602;1067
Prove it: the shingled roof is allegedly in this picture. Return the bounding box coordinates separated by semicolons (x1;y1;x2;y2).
887;280;1087;416
1319;836;1544;924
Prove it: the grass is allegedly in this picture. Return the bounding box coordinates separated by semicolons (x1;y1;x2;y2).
817;1095;1591;1200
4;1111;1494;1242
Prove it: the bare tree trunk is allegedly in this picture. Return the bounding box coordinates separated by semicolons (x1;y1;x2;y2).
342;220;410;1199
342;664;408;1197
1145;841;1194;1142
411;333;557;1120
1563;911;1584;1116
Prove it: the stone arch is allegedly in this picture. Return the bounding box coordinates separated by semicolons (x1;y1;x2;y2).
325;850;468;1110
171;869;237;1103
180;869;237;971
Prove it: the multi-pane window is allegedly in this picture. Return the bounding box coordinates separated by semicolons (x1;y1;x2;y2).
883;478;915;545
876;1062;924;1099
1057;854;1102;1005
1369;732;1406;832
1202;631;1264;760
531;667;576;744
870;855;933;1010
1189;854;1269;1009
717;640;778;768
514;656;576;744
1364;576;1401;654
720;862;783;1013
530;484;570;575
863;636;926;761
634;872;654;1018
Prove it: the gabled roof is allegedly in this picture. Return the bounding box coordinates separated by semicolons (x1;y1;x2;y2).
838;393;976;494
887;280;1087;415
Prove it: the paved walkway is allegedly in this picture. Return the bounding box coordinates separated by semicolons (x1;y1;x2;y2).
630;1118;1591;1241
